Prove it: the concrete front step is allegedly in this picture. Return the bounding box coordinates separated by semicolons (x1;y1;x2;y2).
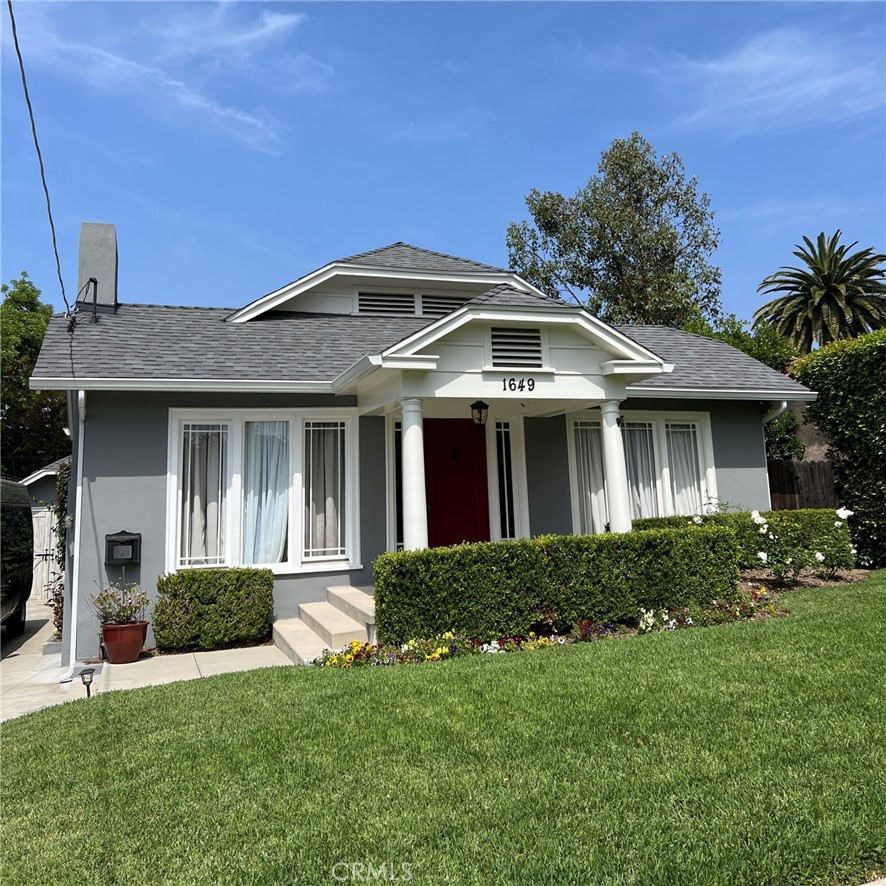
272;618;330;665
326;586;376;642
298;601;368;649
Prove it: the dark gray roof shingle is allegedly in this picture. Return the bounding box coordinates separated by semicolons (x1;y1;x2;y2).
616;326;811;396
335;242;507;274
32;303;812;399
33;305;429;382
467;283;571;309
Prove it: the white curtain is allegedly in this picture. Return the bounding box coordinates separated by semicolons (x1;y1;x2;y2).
305;422;346;557
243;421;289;564
573;421;608;533
624;423;658;518
667;423;703;515
181;424;227;565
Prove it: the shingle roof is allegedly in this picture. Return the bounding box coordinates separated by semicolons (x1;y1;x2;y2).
616;326;812;396
32;303;812;399
335;242;507;274
467;283;572;309
33;305;429;382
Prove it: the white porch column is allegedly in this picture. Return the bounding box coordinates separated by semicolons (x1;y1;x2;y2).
600;399;633;533
401;398;429;550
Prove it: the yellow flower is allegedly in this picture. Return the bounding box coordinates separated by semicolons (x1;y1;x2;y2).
345;654;354;662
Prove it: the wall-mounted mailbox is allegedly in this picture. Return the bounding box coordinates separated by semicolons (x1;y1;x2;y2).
104;530;141;565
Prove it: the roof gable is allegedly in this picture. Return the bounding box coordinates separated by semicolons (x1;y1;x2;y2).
225;243;537;323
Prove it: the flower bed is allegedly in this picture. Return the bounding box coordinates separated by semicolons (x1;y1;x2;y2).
316;586;783;668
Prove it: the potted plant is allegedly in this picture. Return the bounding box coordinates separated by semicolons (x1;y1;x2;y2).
90;581;150;664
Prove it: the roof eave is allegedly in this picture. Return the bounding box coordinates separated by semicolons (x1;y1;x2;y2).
626;386;818;401
30;377;336;393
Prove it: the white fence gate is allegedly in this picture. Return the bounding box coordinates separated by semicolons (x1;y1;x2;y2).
31;507;57;602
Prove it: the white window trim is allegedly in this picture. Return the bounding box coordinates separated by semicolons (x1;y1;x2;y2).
166;408;361;576
566;409;718;532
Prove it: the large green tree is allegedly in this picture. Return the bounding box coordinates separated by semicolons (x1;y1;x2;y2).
1;273;69;479
754;231;886;354
506;132;722;326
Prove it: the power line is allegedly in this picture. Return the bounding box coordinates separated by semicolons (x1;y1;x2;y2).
5;0;73;316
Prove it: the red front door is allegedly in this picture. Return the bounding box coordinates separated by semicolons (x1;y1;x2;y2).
424;419;490;548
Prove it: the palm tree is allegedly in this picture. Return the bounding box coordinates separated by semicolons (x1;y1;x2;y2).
754;231;886;353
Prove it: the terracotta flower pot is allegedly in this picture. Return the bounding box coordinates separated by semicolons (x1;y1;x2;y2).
101;621;148;664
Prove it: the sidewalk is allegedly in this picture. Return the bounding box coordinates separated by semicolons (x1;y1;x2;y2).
1;601;291;722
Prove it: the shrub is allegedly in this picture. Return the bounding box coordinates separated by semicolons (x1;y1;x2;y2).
374;540;547;644
374;527;740;643
152;568;274;651
793;331;886;567
632;509;852;571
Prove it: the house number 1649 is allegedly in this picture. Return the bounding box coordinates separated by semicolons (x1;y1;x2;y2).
502;377;536;392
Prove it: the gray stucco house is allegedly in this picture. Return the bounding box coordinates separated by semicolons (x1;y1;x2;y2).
32;223;815;666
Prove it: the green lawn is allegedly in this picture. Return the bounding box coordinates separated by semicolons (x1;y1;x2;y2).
3;574;885;886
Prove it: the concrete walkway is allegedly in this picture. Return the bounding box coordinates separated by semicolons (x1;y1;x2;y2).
1;600;291;722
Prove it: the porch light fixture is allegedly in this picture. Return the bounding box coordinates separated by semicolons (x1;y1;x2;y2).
470;400;489;427
79;667;95;699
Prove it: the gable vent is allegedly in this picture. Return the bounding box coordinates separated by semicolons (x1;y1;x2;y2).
358;292;417;315
491;327;543;368
420;294;472;318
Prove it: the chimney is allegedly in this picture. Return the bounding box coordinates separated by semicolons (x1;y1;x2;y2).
76;223;118;313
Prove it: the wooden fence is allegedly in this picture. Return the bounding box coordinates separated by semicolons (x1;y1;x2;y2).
767;459;839;510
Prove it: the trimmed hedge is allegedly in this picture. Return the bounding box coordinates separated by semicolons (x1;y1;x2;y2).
375;526;740;643
793;331;886;567
632;509;851;569
152;568;274;651
536;528;740;627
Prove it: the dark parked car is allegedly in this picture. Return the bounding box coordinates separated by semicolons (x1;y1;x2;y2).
1;479;34;637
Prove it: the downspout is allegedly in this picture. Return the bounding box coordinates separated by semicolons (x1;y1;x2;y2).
762;401;788;424
60;390;86;681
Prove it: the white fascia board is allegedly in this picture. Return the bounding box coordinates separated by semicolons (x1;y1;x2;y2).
627;386;818;401
30;377;335;393
226;263;339;323
227;264;529;324
332;355;383;392
601;360;675;377
384;303;667;366
20;467;58;485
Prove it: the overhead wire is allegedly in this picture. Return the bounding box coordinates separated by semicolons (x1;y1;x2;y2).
5;0;73;317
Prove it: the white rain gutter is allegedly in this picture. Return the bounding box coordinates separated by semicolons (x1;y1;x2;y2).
762;400;789;424
60;390;86;681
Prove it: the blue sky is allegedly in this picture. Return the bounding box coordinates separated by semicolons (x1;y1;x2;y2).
3;1;884;320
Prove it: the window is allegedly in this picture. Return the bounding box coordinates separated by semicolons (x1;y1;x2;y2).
495;421;517;540
304;421;346;558
666;423;703;515
180;423;228;566
572;420;607;534
624;422;658;519
243;421;289;565
569;411;714;531
169;411;358;573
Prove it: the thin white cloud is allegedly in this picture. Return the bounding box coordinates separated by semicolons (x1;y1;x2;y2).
5;3;337;152
41;37;282;152
390;120;472;143
662;27;885;135
718;196;851;226
150;7;306;61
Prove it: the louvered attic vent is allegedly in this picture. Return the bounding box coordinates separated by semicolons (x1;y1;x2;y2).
358;292;416;315
420;294;473;318
491;327;543;368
